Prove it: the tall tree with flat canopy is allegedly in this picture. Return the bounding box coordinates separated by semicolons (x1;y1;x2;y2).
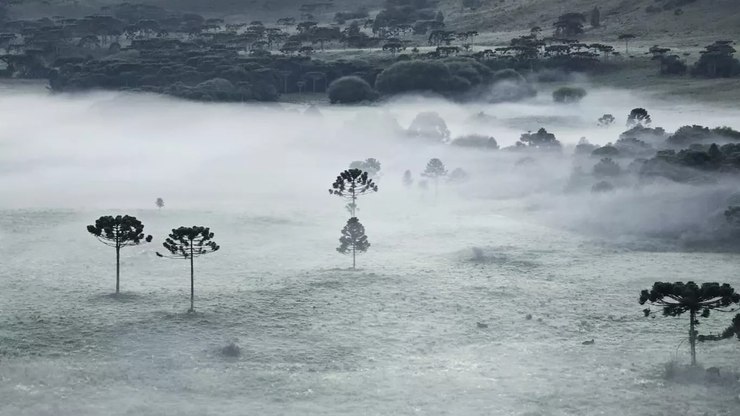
156;226;220;312
329;168;378;216
87;215;153;294
422;158;447;199
337;217;370;269
618;33;636;55
640;281;740;365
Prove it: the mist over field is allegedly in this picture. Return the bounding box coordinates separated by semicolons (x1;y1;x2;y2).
0;81;739;414
2;83;740;242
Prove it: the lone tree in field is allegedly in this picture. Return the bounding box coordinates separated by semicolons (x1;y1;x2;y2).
87;215;153;294
156;226;220;312
422;158;448;198
640;281;740;365
337;217;370;269
329;168;378;216
618;33;636;55
156;198;165;209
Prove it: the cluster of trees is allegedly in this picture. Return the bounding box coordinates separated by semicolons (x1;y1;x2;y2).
0;2;631;103
87;215;219;312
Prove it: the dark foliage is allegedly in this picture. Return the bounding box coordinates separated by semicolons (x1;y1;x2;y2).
451;134;499;149
627;108;651;127
329;168;378;216
518;128;561;150
327;75;377;104
692;41;740;78
552;86;586;103
87;215;153;294
640;281;740;365
156;226;220;312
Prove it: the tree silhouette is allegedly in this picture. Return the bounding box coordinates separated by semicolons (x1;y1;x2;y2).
329;168;378;216
640;281;740;365
422;158;448;198
337;217;370;269
156;226;220;312
87;215;153;294
627;108;651;127
618;34;636;55
156;197;164;209
402;170;413;188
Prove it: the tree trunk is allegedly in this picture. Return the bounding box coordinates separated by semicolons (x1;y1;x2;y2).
352;244;356;270
115;244;120;294
689;309;697;366
190;246;195;312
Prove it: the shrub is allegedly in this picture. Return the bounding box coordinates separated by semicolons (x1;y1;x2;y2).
552;86;587;103
327;76;377;104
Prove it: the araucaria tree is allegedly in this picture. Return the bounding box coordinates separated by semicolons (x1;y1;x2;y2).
422;158;448;198
639;281;740;365
337;217;370;269
87;215;153;294
329;168;378;216
156;198;164;209
157;226;220;312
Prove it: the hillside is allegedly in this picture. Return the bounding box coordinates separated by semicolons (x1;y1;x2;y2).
7;0;740;43
442;0;740;41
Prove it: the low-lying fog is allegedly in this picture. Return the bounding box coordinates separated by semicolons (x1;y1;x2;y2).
1;82;740;415
1;82;739;243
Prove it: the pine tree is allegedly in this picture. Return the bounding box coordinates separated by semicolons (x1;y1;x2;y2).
329;168;378;216
87;215;153;294
337;217;370;270
156;198;165;209
640;281;740;365
157;226;220;312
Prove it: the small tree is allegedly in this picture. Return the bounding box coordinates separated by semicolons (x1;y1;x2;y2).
402;170;413;188
329;168;379;216
640;281;740;365
156;226;220;312
422;158;448;198
87;215;153;294
156;198;164;209
337;217;370;269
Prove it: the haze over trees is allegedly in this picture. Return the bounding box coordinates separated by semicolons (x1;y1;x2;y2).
86;215;153;294
422;158;447;198
156;226;221;312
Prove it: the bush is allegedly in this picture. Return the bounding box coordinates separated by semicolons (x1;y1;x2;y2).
489;69;537;102
327;76;377;104
552;86;587;103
